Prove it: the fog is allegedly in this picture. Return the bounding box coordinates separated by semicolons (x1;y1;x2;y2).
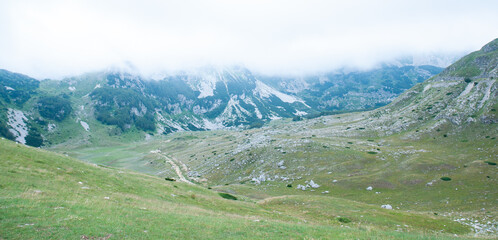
0;0;497;79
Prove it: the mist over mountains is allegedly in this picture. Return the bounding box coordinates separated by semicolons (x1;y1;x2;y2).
0;55;450;147
1;1;498;238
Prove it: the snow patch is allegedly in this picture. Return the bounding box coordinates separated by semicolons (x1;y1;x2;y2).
254;80;305;104
68;86;76;91
254;107;263;119
269;114;282;120
197;74;218;98
294;110;308;116
241;95;263;119
4;86;14;91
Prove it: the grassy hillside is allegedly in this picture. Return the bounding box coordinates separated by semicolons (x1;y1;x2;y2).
47;39;497;238
0;138;479;239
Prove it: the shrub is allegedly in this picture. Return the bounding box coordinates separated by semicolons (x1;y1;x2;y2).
287;184;292;188
292;116;302;121
164;177;176;181
37;96;72;121
91;87;155;131
484;161;496;165
367;151;378;154
218;193;237;200
25;127;43;147
337;217;351;223
0;121;15;141
440;177;452;181
464;78;472;83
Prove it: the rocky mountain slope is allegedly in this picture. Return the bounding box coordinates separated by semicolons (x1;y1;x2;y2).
0;60;445;147
73;39;497;236
2;39;496;238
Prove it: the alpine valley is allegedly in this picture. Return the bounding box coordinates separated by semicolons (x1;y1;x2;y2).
0;39;496;239
0;55;448;146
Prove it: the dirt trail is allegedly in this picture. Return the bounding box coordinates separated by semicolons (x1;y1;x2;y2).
257;195;298;204
158;153;194;185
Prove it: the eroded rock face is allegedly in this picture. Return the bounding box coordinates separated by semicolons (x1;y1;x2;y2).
7;108;28;144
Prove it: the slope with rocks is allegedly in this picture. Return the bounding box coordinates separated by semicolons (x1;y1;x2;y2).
0;56;447;147
117;39;498;236
0;138;474;239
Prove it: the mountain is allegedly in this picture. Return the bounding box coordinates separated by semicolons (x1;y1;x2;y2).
2;39;496;238
67;39;495;236
259;65;443;112
0;62;445;147
364;38;497;136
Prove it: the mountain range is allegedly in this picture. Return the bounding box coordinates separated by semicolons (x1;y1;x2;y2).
0;39;496;239
0;58;447;147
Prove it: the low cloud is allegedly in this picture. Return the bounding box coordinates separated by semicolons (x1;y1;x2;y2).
0;0;497;79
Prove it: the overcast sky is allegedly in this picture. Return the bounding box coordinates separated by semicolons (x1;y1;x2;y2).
0;0;497;79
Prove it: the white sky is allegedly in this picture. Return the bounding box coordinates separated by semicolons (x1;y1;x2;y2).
0;0;497;79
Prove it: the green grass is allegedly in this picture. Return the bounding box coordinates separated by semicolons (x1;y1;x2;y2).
0;138;478;239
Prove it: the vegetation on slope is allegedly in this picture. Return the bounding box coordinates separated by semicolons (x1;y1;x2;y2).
0;138;473;239
54;38;497;238
37;95;72;122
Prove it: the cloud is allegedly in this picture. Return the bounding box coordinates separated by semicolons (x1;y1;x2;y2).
0;0;497;79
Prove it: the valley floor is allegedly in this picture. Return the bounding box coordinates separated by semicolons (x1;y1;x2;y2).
0;138;489;239
42;111;497;239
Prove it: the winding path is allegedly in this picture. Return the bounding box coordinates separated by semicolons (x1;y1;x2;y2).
157;153;194;185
